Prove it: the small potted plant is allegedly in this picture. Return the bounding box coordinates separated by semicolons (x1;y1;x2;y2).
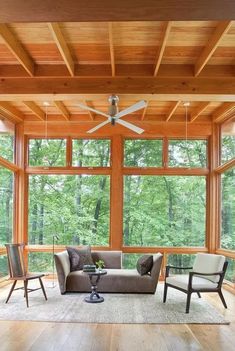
96;259;105;272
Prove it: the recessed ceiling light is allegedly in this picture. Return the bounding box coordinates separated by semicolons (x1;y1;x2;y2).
183;102;190;107
43;102;50;107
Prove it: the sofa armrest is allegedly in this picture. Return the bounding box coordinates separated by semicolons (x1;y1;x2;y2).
91;251;122;269
150;253;163;288
54;251;70;294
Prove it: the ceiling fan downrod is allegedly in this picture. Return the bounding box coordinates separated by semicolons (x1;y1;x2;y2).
108;95;119;125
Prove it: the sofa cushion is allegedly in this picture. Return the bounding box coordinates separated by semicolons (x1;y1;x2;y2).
136;255;153;275
66;246;94;271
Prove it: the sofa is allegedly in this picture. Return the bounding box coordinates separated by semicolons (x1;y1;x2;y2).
54;250;163;294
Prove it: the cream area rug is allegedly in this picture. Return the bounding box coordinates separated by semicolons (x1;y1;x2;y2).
0;282;229;324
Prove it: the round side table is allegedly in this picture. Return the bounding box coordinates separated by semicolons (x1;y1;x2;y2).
84;269;107;303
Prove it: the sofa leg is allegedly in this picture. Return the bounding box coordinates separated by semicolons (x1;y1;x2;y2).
163;283;168;303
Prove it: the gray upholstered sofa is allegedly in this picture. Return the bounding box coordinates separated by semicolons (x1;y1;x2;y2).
54;250;163;294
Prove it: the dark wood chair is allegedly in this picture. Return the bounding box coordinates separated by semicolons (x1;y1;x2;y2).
163;253;228;313
5;243;48;307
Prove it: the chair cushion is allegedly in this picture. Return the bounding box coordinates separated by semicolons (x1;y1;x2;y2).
166;275;218;291
66;246;94;271
136;255;153;275
193;253;225;283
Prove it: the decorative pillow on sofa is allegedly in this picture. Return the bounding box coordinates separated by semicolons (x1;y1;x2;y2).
136;255;153;276
66;245;94;272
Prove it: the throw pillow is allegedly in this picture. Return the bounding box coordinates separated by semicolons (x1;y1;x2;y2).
66;245;94;271
136;255;153;276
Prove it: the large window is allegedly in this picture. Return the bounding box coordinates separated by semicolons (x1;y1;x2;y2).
0;167;14;247
221;117;235;164
124;176;206;247
0;120;15;162
28;175;110;246
124;139;162;167
28;139;66;167
168;140;207;167
72;139;110;167
220;168;235;250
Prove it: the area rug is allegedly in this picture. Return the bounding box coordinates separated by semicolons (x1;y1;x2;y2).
0;283;229;324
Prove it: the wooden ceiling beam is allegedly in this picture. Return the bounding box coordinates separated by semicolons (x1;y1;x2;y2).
0;64;235;79
48;22;75;77
190;102;211;122
0;24;34;77
1;1;235;22
194;21;232;76
165;101;181;122
108;23;115;77
2;77;235;96
23;101;45;120
213;102;235;123
0;102;24;122
153;21;172;77
54;101;70;121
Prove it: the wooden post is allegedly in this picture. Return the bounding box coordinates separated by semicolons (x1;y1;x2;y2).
110;134;123;250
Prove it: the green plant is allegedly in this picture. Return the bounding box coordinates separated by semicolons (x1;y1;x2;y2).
96;259;105;270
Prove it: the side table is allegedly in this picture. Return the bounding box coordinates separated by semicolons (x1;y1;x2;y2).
84;269;107;303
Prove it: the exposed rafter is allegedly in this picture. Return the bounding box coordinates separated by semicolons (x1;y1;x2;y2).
213;102;235;123
83;100;95;120
23;101;45;120
0;23;34;76
54;101;70;121
140;102;148;121
108;22;115;77
165;101;180;122
0;101;24;122
154;21;172;76
190;102;210;122
48;22;75;77
194;21;232;76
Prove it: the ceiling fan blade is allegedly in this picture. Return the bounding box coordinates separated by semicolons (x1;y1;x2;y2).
115;100;147;119
76;102;110;119
87;119;110;134
116;119;144;134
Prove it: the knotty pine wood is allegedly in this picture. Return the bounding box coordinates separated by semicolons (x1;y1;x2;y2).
0;281;234;351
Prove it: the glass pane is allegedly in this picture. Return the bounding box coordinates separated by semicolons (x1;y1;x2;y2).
122;253;143;269
221;117;235;163
124;139;162;167
220;168;235;250
28;252;53;273
0;255;8;278
28;139;66;166
72;139;110;167
169;140;207;167
28;175;110;246
0;120;15;162
224;257;235;284
123;176;206;247
167;254;195;274
0;167;14;247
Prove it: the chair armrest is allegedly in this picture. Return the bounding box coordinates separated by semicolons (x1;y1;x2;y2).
188;270;224;290
165;265;193;278
190;270;224;277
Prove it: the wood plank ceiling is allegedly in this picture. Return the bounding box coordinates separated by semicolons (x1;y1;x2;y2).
0;20;235;125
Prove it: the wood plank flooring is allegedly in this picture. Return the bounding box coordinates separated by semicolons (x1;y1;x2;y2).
0;282;234;351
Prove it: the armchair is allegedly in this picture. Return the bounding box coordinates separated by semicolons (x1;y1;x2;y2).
163;253;228;313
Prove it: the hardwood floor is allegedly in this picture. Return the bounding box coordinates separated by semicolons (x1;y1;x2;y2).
0;283;234;351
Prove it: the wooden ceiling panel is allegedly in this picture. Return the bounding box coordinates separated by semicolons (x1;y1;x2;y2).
68;44;110;64
0;44;19;64
22;43;64;64
60;22;109;44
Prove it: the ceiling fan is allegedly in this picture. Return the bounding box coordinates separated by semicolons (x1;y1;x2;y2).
76;95;147;134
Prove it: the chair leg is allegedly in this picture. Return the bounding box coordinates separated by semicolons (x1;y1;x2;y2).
218;290;227;309
24;280;29;308
5;280;17;304
163;283;168;303
197;292;201;298
39;277;47;301
186;292;192;313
